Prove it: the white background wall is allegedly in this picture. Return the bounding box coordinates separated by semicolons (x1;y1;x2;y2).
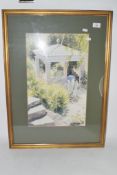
0;1;117;175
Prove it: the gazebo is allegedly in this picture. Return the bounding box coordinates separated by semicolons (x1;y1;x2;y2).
32;43;81;82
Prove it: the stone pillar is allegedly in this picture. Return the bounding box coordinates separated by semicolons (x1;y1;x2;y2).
64;61;68;78
45;62;50;82
35;56;40;78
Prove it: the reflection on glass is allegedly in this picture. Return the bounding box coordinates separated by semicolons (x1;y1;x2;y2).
26;33;90;127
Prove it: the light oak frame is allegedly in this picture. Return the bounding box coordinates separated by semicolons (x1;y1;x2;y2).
2;10;113;149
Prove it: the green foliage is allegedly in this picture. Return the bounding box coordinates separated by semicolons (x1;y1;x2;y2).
27;60;69;113
38;81;69;113
80;71;88;87
77;59;83;68
27;59;40;97
74;34;89;53
71;114;85;125
47;33;89;54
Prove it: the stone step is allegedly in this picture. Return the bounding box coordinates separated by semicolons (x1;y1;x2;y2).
28;109;47;122
28;104;45;115
30;115;54;126
28;96;41;110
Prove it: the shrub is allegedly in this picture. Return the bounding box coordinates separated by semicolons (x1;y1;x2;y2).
27;60;69;113
27;59;40;97
80;71;87;87
38;81;69;113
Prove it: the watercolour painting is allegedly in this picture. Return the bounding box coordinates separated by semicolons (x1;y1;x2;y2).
26;33;89;127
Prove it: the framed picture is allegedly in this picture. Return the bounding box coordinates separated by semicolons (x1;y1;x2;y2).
2;10;113;148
